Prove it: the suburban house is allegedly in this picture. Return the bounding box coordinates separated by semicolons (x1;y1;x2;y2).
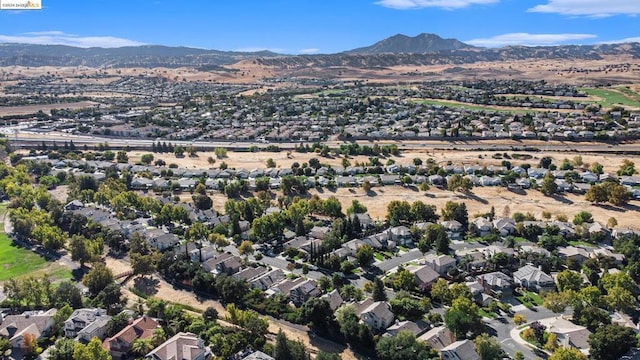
558;246;591;265
206;254;237;274
423;253;457;275
249;269;285;291
64;308;111;340
407;265;440;292
354;300;395;333
418;325;456;351
0;309;57;349
145;332;212;360
492;218;516;237
440;220;464;240
440;339;480;360
383;320;429;338
147;232;180;251
103;316;160;359
321;289;344;311
512;265;555;291
476;272;513;298
471;218;493;236
389;226;413;246
547;318;592;354
289;279;321;307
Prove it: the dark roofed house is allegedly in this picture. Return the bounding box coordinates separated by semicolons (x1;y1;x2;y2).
477;272;513;298
418;325;455;351
440;339;480;360
289;280;321;307
407;265;440;292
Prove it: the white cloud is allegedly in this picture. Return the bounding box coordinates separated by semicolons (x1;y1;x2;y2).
529;0;640;17
0;31;144;47
376;0;498;10
298;48;319;54
466;32;597;47
599;37;640;44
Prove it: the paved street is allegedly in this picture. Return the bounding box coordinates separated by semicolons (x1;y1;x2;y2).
376;248;424;272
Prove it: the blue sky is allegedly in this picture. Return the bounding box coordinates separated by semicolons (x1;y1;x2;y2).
0;0;638;53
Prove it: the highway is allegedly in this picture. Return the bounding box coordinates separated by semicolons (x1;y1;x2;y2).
7;131;640;153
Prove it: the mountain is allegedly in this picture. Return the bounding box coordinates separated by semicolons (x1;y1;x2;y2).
345;33;474;54
0;43;281;68
256;43;640;69
0;35;638;69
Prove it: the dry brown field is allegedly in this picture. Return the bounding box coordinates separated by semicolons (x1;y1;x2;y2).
132;148;640;229
127;149;635;176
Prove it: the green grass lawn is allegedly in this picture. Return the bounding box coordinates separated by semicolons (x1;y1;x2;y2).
374;253;385;261
0;232;48;281
517;290;543;307
581;88;640;109
411;99;532;114
478;308;498;319
568;240;597;248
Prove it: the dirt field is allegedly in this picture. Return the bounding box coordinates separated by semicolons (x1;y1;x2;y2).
128;149;634;176
0;101;101;116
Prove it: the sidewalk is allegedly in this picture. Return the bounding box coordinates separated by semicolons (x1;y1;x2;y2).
509;317;559;356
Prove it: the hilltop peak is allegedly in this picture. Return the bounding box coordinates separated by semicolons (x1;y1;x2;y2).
345;33;474;54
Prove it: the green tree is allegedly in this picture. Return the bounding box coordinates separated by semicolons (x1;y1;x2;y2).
543;291;569;314
386;200;412;226
356;244;374;267
274;330;293;360
346;200;367;215
266;158;276;168
540;172;558;196
73;337;111;360
590;162;604;175
556;269;583;292
586;184;608;203
548;347;587;360
298;298;334;334
375;331;436;360
131;253;158;278
48;338;76;360
393;267;416;292
238;240;255;258
116;151;128;163
445;296;482;339
447;174;473;193
430;278;452;305
441;201;468;231
173;145;184;157
617;159;637;176
421;224;450;254
410;201;439;223
82;263;114;296
589;324;636;360
140;154;154;165
69;235;94;268
372;277;387;301
473;333;504;360
573;211;593;225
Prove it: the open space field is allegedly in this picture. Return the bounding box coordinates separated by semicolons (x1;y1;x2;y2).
0;233;48;282
0;101;101;116
0;203;72;282
581;87;640;109
207;186;637;228
128;148;633;176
